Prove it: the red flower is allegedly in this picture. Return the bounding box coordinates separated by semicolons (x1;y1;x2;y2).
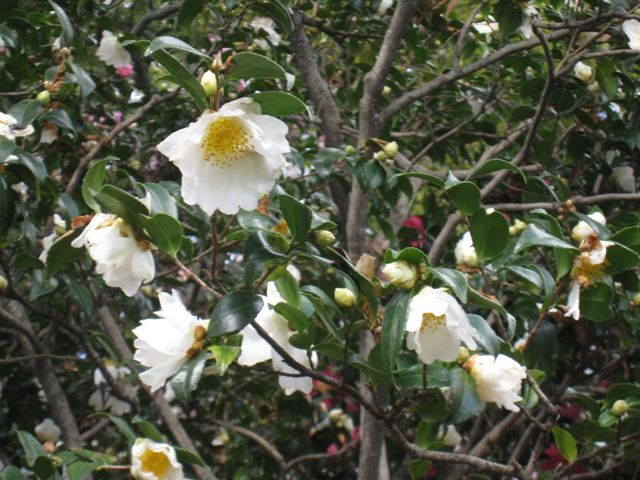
540;444;586;473
401;215;426;248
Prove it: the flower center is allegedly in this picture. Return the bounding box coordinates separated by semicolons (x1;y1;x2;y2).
571;253;607;286
140;449;171;477
201;116;253;168
420;312;446;332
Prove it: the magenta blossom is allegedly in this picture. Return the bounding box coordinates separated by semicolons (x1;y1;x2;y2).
116;64;134;78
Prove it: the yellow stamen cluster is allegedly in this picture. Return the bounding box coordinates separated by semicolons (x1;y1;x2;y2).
186;325;207;358
139;449;171;477
420;312;446;332
201;116;253;168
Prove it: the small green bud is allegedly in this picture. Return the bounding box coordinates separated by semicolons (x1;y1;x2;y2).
345;145;356;155
334;288;357;308
634;292;640;304
374;151;387;161
381;261;417;289
382;85;391;96
383;141;398;158
612;399;629;417
36;90;51;105
0;275;7;293
200;70;218;97
315;230;336;246
456;346;470;363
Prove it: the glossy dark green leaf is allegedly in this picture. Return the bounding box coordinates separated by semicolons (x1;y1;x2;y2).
467;314;501;355
150;50;208;111
515;224;577;253
45;229;84;278
468;287;516;339
82;159;110;212
449;366;481;423
14;431;46;466
274;270;300;308
274;302;309;332
40;109;74;130
8;100;41;129
408;460;431;480
253;0;293;36
139;213;183;258
94;185;149;233
611;226;640;254
92;413;136;444
467;159;526;183
604;242;640;275
48;0;73;44
177;0;204;29
494;0;523;37
209;292;263;336
227;52;287;81
132;417;164;442
174;447;210;469
250;91;306;116
145;36;210;60
69;62;96;97
170;351;207;402
383;247;429;267
552;426;578;462
140;182;178;218
580;283;614;322
428;267;467;303
0;137;15;162
595;58;617;99
279;194;312;242
470;209;509;263
394;172;445;189
380;291;411;377
444;172;480;215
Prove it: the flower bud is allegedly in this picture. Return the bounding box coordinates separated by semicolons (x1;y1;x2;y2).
374;151;387;161
315;230;336;246
345;145;356;154
36;90;51;105
573;61;594;84
355;254;377;279
612;399;629;417
456;346;470;363
35;418;61;443
334;288;357;308
383;141;398;158
381;261;417;289
382;85;391;96
509;219;527;236
634;292;640;304
200;70;218;97
0;275;7;293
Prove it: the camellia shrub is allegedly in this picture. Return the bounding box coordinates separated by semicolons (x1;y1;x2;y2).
2;0;640;479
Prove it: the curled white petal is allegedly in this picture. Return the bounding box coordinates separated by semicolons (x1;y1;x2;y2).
130;438;184;480
97;30;132;67
469;354;526;411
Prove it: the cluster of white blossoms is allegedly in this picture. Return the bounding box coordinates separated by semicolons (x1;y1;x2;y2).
455;231;478;268
96;30;131;68
465;354;527;412
157;97;290;215
0;111;34;140
238;275;317;395
133;290;209;392
250;17;281;50
130;438;184;480
88;363;136;416
406;287;478;364
565;211;613;320
71;214;155;297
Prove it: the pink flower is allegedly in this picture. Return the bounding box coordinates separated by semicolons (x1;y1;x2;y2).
318;135;326;149
116;64;134;78
237;79;247;93
114;111;123;125
327;444;339;456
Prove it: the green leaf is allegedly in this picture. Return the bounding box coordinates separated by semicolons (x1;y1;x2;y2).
209;292;264;336
552;426;578;462
449;367;482;423
8;100;41;129
515;224;577;253
383;247;429;267
170;351;207;402
174;447;210;469
208;345;240;375
467;314;501;355
48;0;73;44
279;194;312;242
139;213;183;258
1;465;27;480
140;182;178;218
468;159;526;183
428;267;468;303
394;172;445;189
64;277;94;317
145;36;210;60
227;52;287;81
0;137;15;162
131;417;164;442
14;153;47;183
274;270;300;308
94;185;149;233
40;109;74;130
68;62;96;97
580;283;614;322
82;159;110;212
444;172;480;215
595;58;617;99
150;50;208;111
468;287;516;339
177;0;204;29
0;177;16;234
470;209;509;263
604;242;640;275
253;0;293;36
408;460;431;480
273;302;309;332
45;230;84;278
380;291;411;377
250;91;306;116
570;211;609;239
92;413;136;444
502;265;543;290
494;0;523;38
14;431;46;466
611;226;640;253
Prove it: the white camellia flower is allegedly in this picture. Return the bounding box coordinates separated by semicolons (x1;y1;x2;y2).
455;231;478;267
466;354;526;411
238;280;316;395
130;438;184;480
250;17;281;49
71;214;155;297
571;211;606;242
35;418;61;443
96;30;132;68
405;287;478;364
133;290;210;392
157;98;290;215
439;424;462;447
376;0;394;16
381;260;417;289
623;20;640;50
473;21;499;35
573;61;594;84
88;363;136;416
0;111;34;140
520;5;538;39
